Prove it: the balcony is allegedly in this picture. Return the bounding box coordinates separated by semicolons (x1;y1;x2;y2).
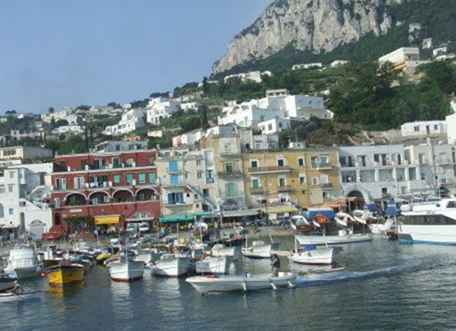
277;185;293;193
250;187;265;195
320;183;334;190
248;166;292;175
217;171;243;180
311;162;333;170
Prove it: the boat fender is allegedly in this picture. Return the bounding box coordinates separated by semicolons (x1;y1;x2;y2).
242;281;247;292
270;282;277;291
288;281;296;289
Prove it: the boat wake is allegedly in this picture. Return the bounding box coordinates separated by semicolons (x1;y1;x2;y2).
295;259;427;288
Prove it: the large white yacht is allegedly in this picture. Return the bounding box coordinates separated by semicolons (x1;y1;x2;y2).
399;198;456;244
4;246;41;279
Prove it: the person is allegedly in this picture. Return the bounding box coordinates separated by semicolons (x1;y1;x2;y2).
271;254;280;277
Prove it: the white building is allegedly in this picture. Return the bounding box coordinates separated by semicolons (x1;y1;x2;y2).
292;63;323;71
257;118;290;135
447;113;456;144
378;47;421;74
401;121;447;138
0;146;52;162
218;91;332;129
433;46;448;58
41;108;79;125
224;71;272;84
52;125;84;135
93;140;148;153
9;130;44;141
146;97;179;126
339;145;429;202
180;102;199;112
103;108;145;136
330;60;349;68
0;163;53;239
172;129;205;148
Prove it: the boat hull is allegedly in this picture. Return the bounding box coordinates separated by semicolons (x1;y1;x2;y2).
241;245;271;259
5;247;41;279
5;267;40;279
0;278;17;293
47;265;85;287
289;248;334;265
186;272;296;294
109;261;144;282
399;224;456;245
151;257;192;277
295;234;372;246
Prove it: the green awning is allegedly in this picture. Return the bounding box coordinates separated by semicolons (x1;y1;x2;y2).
159;212;213;224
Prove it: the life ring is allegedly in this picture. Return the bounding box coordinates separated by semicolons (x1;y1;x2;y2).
314;214;329;225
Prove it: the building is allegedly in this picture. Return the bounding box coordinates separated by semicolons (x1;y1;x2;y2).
9;130;45;141
0;146;52;162
401;121;447;138
378;47;421;75
52;125;84;135
172;129;205;148
242;149;341;219
447;113;456;144
156;149;219;219
330;60;349;68
257;118;290;135
103;108;145;136
146;97;179;126
93;141;148;153
292;63;323;71
224;71;272;84
50;145;160;232
339;144;433;202
41;108;79;125
0;163;53;239
180;102;199;112
218;91;332;129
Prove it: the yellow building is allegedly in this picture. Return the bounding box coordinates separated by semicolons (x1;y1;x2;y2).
242;148;342;219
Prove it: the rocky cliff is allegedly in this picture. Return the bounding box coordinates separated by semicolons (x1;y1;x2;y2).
213;0;397;73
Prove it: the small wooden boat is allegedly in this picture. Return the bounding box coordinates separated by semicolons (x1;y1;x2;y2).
109;259;144;282
186;272;296;294
47;262;85;287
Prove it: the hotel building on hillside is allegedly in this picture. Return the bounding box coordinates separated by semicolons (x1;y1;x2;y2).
50;142;160;231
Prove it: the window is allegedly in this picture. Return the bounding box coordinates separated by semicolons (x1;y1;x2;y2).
0;185;5;194
170;175;180;186
148;173;157;184
320;174;329;185
73;177;85;189
56;178;66;191
0;203;3;218
138;173;146;184
278;177;286;187
8;184;14;193
251;178;261;189
112;157;121;168
299;175;306;185
224;163;233;174
197;171;203;179
414;126;420;132
298;158;305;167
268;124;273;131
9;171;15;179
312;177;319;186
251;160;258;168
277;159;285;167
126;174;134;185
167;192;184;204
226;183;238;197
113;175;121;185
9;208;14;216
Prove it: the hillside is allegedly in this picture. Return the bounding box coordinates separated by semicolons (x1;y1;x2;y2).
213;0;456;75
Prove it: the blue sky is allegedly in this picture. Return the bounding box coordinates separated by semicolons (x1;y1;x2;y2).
0;1;268;114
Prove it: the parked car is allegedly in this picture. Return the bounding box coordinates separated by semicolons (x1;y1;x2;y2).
138;222;150;233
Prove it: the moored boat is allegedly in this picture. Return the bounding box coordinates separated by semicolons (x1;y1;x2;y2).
186;272;296;294
109;259;144;282
295;232;372;246
211;244;239;260
0;275;17;293
47;263;85;287
289;247;334;265
150;254;192;277
196;256;230;275
4;246;41;279
241;240;271;259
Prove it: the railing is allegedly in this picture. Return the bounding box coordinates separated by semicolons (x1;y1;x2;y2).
250;187;265;195
277;185;293;192
217;171;243;179
248;166;292;173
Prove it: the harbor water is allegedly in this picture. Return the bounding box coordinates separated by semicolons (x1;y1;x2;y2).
3;237;456;330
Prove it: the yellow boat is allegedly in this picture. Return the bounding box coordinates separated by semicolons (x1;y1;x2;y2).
47;263;85;287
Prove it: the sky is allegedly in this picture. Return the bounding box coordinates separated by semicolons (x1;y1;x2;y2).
0;0;269;114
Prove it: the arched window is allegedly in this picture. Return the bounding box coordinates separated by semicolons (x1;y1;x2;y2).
0;203;3;218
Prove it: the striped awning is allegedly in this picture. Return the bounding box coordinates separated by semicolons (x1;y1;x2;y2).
160;212;213;224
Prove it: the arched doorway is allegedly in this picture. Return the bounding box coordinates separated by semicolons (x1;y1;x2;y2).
65;193;87;206
113;190;134;203
136;189;156;202
89;191;110;205
347;190;365;210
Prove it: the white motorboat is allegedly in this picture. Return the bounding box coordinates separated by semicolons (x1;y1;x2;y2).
289;247;334;265
399;198;456;245
211;244;238;259
0;275;17;292
196;256;230;275
186;272;296;294
295;232;372;246
150;254;192;277
0;289;41;303
369;218;395;235
109;259;145;282
4;246;41;279
242;240;271;259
